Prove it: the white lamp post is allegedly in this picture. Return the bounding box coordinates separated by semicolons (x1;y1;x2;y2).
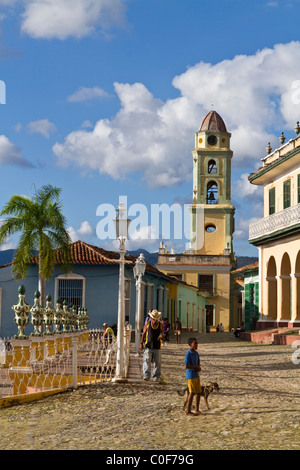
113;202;130;382
133;253;146;354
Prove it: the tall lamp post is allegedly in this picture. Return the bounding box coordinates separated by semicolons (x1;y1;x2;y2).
113;202;130;382
133;253;146;354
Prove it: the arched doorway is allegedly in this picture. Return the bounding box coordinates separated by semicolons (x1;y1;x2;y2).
295;251;300;322
280;253;291;321
266;256;277;320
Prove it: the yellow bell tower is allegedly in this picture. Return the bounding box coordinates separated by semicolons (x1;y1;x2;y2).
190;110;235;258
157;111;237;332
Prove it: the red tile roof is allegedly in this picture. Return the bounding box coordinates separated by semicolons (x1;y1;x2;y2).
55;241;127;266
231;261;259;275
0;240;171;279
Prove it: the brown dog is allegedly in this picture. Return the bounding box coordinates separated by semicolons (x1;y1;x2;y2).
178;382;219;411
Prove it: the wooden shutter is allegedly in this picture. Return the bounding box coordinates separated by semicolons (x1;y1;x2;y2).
269;187;275;215
283;179;291;209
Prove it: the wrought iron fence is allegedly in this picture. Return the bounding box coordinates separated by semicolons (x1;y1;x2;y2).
0;328;131;400
0;285;132;403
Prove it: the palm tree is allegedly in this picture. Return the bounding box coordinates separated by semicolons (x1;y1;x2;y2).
0;184;72;306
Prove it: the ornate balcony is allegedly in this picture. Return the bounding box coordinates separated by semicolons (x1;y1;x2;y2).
249;203;300;243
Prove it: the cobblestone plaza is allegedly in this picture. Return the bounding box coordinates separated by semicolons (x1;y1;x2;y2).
0;332;299;451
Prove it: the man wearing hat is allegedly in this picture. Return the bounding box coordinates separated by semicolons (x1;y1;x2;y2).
140;309;163;381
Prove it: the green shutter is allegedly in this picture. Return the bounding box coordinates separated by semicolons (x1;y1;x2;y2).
244;282;259;330
244;284;252;330
254;282;259;309
269;187;275;215
283;179;291;209
298;174;300;204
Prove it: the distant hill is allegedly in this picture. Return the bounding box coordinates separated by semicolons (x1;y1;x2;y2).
0;249;15;266
235;256;258;269
126;249;159;267
0;248;258;271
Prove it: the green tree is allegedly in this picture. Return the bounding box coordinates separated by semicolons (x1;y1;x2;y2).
0;184;72;306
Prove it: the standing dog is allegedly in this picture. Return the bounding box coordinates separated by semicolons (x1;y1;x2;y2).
178;382;219;411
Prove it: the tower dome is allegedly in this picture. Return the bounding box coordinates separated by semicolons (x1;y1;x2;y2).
199;110;227;133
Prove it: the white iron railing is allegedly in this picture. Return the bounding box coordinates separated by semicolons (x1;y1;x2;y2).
249;203;300;241
0;328;131;399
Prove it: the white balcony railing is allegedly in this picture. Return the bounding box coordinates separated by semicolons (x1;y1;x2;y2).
249;203;300;241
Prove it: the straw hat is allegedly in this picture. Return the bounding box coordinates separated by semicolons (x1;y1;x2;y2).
149;309;161;321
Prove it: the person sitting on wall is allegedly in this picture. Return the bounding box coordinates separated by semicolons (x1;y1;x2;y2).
234;322;245;338
102;322;115;347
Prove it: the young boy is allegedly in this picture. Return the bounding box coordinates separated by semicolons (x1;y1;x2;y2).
184;337;202;416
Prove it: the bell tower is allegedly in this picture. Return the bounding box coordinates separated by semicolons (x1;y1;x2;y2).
157;110;237;332
190;110;235;258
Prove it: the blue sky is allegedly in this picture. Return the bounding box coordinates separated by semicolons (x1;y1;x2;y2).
1;0;300;257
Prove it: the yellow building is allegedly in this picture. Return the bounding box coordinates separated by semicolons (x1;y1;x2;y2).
249;127;300;328
157;111;237;331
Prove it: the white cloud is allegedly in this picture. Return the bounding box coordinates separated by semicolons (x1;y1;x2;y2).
0;0;19;6
100;225;160;252
68;86;109;103
68;221;94;242
52;42;300;188
0;236;17;250
81;120;94;129
53;82;195;188
27;119;57;138
14;123;22;132
20;0;127;40
0;134;33;167
234;217;262;241
234;173;263;199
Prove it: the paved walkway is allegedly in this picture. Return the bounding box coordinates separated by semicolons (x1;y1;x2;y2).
0;332;299;450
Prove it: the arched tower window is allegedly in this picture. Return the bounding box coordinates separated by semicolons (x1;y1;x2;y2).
206;181;218;204
208;159;217;174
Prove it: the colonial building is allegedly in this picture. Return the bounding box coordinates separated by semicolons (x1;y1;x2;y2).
248;126;300;328
0;240;206;338
157;111;237;331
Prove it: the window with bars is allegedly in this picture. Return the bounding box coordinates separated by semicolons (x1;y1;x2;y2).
58;278;84;311
198;274;214;294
